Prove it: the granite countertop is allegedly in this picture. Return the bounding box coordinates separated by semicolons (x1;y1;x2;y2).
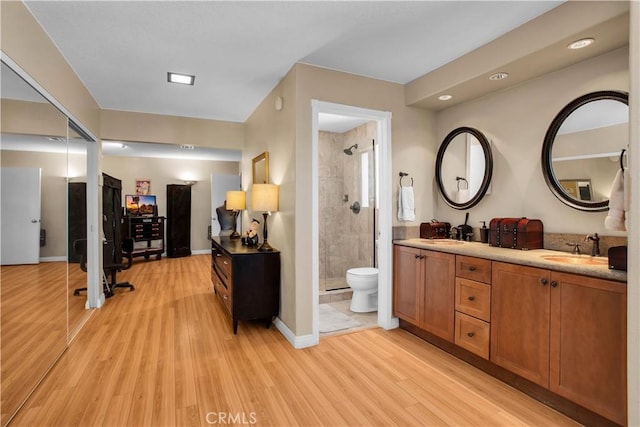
394;238;627;283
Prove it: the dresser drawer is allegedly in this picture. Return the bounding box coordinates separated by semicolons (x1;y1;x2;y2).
456;255;491;284
455;312;490;359
213;251;232;285
455;278;491;322
214;278;232;315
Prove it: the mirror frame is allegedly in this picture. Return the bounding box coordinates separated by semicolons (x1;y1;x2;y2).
541;90;628;212
252;152;269;184
435;126;493;210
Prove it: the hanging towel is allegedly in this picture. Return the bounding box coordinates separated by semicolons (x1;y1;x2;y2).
398;185;415;222
455;189;470;204
604;169;626;231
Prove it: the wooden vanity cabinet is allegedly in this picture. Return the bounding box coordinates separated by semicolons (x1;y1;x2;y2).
491;261;626;425
393;245;455;342
491;262;551;387
549;271;626;426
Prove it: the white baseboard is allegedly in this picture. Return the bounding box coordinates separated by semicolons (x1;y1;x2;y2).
191;249;210;255
40;256;67;262
274;317;318;349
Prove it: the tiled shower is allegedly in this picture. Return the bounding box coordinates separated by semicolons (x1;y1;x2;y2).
319;121;377;292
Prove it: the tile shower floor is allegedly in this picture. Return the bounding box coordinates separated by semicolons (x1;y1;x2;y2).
319;299;378;337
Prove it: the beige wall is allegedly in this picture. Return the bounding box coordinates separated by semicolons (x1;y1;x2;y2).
101;109;245;149
102;156;240;253
435;47;629;235
1;99;68;137
1;1;100;136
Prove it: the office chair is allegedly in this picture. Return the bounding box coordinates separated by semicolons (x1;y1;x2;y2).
73;238;136;298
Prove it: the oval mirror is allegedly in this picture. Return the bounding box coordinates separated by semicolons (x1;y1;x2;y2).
541;90;628;212
435;126;493;209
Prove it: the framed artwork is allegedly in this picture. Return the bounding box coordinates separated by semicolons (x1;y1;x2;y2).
136;178;151;195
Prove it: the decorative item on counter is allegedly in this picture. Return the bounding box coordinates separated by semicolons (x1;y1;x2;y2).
488;217;543;250
479;221;489;243
241;218;260;246
456;212;473;240
608;246;627;271
420;219;451;239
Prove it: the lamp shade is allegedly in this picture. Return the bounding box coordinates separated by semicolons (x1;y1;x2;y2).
252;184;279;212
226;190;246;210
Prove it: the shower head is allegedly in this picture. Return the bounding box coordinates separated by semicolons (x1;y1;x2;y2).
343;144;358;155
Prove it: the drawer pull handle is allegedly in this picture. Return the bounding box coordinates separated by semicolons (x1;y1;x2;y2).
223;260;229;265
468;266;476;271
540;278;548;286
223;295;228;300
415;254;420;259
467;332;475;338
467;296;475;301
216;253;222;257
551;280;558;288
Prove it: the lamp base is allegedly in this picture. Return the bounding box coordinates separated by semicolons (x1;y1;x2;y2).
230;230;241;239
258;240;274;252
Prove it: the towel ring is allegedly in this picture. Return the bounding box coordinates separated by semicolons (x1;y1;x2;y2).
620;149;626;173
456;176;468;190
399;172;413;187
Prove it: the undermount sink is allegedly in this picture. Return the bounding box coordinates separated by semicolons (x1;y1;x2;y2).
541;255;609;266
420;239;465;245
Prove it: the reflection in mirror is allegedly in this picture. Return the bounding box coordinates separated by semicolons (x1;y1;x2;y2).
542;91;628;211
1;60;73;425
436;127;493;210
252;152;269;184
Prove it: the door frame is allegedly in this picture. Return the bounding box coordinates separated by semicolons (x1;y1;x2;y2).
311;100;398;344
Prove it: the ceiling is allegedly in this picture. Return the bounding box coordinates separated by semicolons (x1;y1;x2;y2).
22;0;564;124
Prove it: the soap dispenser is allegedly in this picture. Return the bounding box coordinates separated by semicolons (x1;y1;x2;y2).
480;221;489;243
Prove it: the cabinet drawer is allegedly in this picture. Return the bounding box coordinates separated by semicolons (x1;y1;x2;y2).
456;255;491;284
455;312;490;359
455;278;491;322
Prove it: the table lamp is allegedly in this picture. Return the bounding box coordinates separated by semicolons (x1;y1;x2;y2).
225;190;246;239
251;184;278;251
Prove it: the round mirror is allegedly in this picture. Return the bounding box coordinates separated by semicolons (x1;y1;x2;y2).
541;90;628;212
435;126;493;209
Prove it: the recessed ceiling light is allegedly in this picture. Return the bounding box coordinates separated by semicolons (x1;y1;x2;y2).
489;72;509;81
168;72;195;85
438;94;452;101
568;38;594;50
180;144;195;150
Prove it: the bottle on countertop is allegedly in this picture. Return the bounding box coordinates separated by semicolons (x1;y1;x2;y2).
480;221;489;243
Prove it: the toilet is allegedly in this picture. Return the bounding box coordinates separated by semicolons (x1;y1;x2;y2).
346;267;378;313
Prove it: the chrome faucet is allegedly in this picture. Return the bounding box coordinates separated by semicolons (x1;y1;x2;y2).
585;233;600;257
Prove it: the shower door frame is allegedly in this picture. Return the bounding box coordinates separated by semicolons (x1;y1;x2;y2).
311;100;397;343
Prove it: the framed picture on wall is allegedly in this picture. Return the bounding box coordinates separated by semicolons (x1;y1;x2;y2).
136;178;151;195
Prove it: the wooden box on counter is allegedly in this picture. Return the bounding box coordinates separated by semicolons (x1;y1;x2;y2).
210;237;280;334
489;217;543;250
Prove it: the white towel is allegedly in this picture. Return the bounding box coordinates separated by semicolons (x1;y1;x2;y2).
398;185;415;222
604;169;626;231
455;189;470;204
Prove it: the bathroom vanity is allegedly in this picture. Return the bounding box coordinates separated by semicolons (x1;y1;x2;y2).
393;239;626;426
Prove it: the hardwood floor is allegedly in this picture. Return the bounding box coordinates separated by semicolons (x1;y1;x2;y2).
10;255;578;426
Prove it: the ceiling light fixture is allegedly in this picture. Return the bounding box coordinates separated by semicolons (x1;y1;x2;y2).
47;136;66;142
167;72;195;85
568;38;594;50
489;72;509;81
438;94;452;101
180;144;195;150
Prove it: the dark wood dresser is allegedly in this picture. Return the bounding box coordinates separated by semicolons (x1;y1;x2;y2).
211;237;280;334
122;216;165;260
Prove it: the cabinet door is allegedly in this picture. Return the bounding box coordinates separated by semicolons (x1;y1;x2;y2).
420;251;455;342
550;272;626;425
393;245;422;324
491;262;550;387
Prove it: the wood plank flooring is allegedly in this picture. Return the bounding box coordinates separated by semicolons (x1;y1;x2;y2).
9;255;578;426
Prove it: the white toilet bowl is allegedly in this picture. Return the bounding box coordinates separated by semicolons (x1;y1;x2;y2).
346;267;378;313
